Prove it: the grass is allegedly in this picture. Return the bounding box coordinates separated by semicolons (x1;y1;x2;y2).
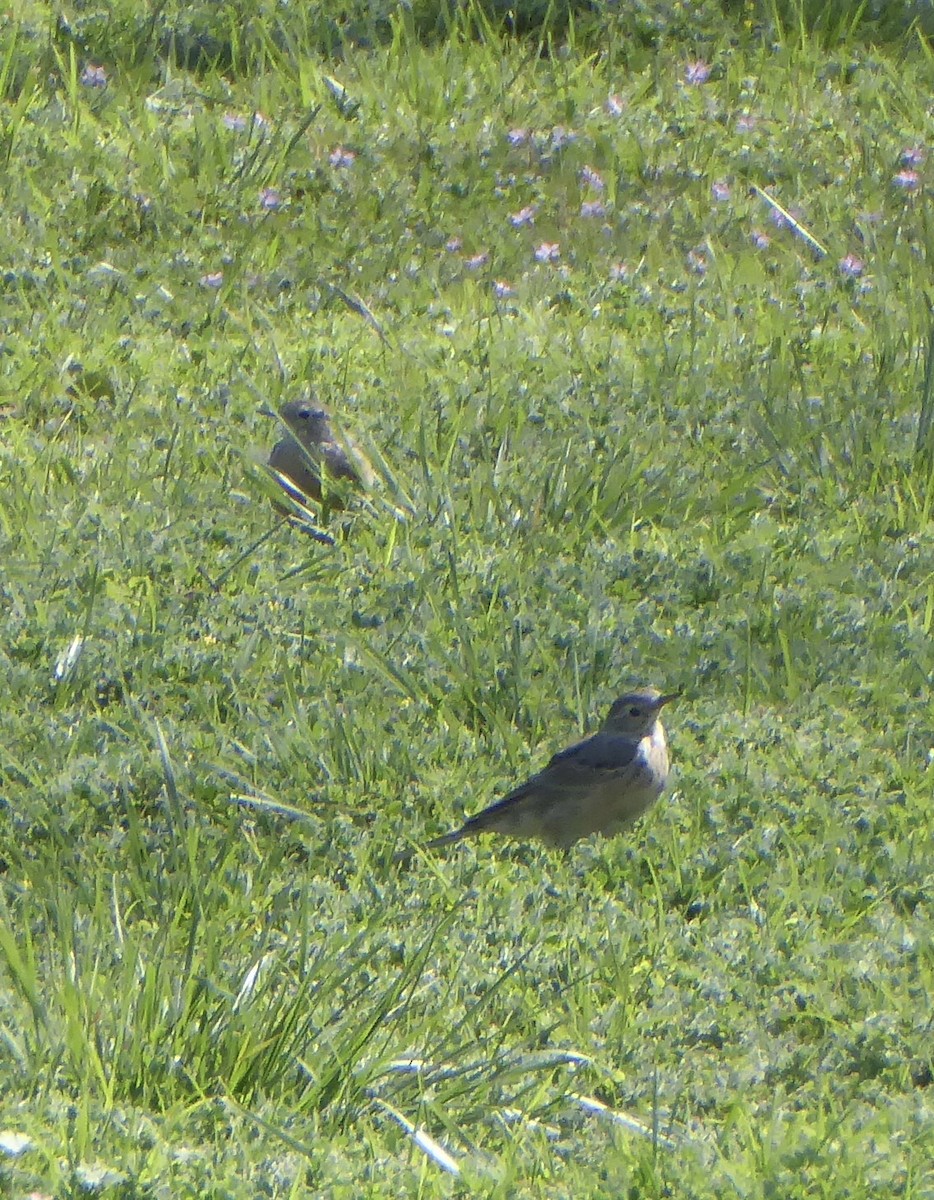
0;1;932;1196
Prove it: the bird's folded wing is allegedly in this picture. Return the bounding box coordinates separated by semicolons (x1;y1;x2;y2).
461;733;640;832
544;732;640;778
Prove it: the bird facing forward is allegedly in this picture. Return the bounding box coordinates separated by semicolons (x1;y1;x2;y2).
266;400;369;509
399;688;680;860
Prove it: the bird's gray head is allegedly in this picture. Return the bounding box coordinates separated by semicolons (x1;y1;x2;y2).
603;688;680;736
279;400;332;445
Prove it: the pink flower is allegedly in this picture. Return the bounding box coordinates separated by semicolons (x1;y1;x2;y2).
580;165;605;190
259;187;282;211
329;146;356;168
605;94;625;116
223;111;268;133
687;249;707;274
81;64;107;88
894;170;920;190
685;60;710;85
509;205;537;227
534;242;560;262
711;181;731;202
901;147;925;167
838;254;864;277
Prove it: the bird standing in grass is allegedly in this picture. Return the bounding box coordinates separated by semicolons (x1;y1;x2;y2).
397;688;680;861
266;399;370;510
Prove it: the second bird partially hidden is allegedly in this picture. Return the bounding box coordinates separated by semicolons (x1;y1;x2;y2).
401;688;679;860
267;400;368;510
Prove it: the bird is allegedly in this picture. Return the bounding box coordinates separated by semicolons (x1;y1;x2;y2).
265;399;370;510
397;688;680;861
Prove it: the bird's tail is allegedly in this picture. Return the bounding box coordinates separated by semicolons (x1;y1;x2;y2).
424;828;469;852
391;827;468;865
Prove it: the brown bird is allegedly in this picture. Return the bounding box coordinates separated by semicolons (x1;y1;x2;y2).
398;688;680;861
266;400;368;510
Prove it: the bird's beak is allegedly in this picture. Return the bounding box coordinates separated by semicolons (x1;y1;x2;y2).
656;690;682;708
259;405;277;419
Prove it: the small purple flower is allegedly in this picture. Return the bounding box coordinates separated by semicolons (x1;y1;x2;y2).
894;170;920;191
81;63;107;88
509;205;537;227
580;165;605;191
609;261;631;281
711;181;731;202
550;126;575;150
259;187;282;211
329;146;356;168
446;236;463;253
685;60;710;85
580;200;607;218
751;229;770;249
493;280;516;298
839;254;864;278
534;242;560;263
605;94;625;117
200;272;224;289
507;128;529;146
464;252;489;270
736;113;757;133
901;147;925;167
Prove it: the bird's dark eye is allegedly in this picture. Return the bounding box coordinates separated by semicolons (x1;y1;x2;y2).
629;706;641;717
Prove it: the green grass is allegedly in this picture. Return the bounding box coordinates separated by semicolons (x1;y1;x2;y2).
0;2;932;1196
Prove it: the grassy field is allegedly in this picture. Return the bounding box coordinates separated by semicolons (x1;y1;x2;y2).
0;2;932;1195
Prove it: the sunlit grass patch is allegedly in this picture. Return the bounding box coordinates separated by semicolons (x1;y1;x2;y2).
0;1;932;1195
